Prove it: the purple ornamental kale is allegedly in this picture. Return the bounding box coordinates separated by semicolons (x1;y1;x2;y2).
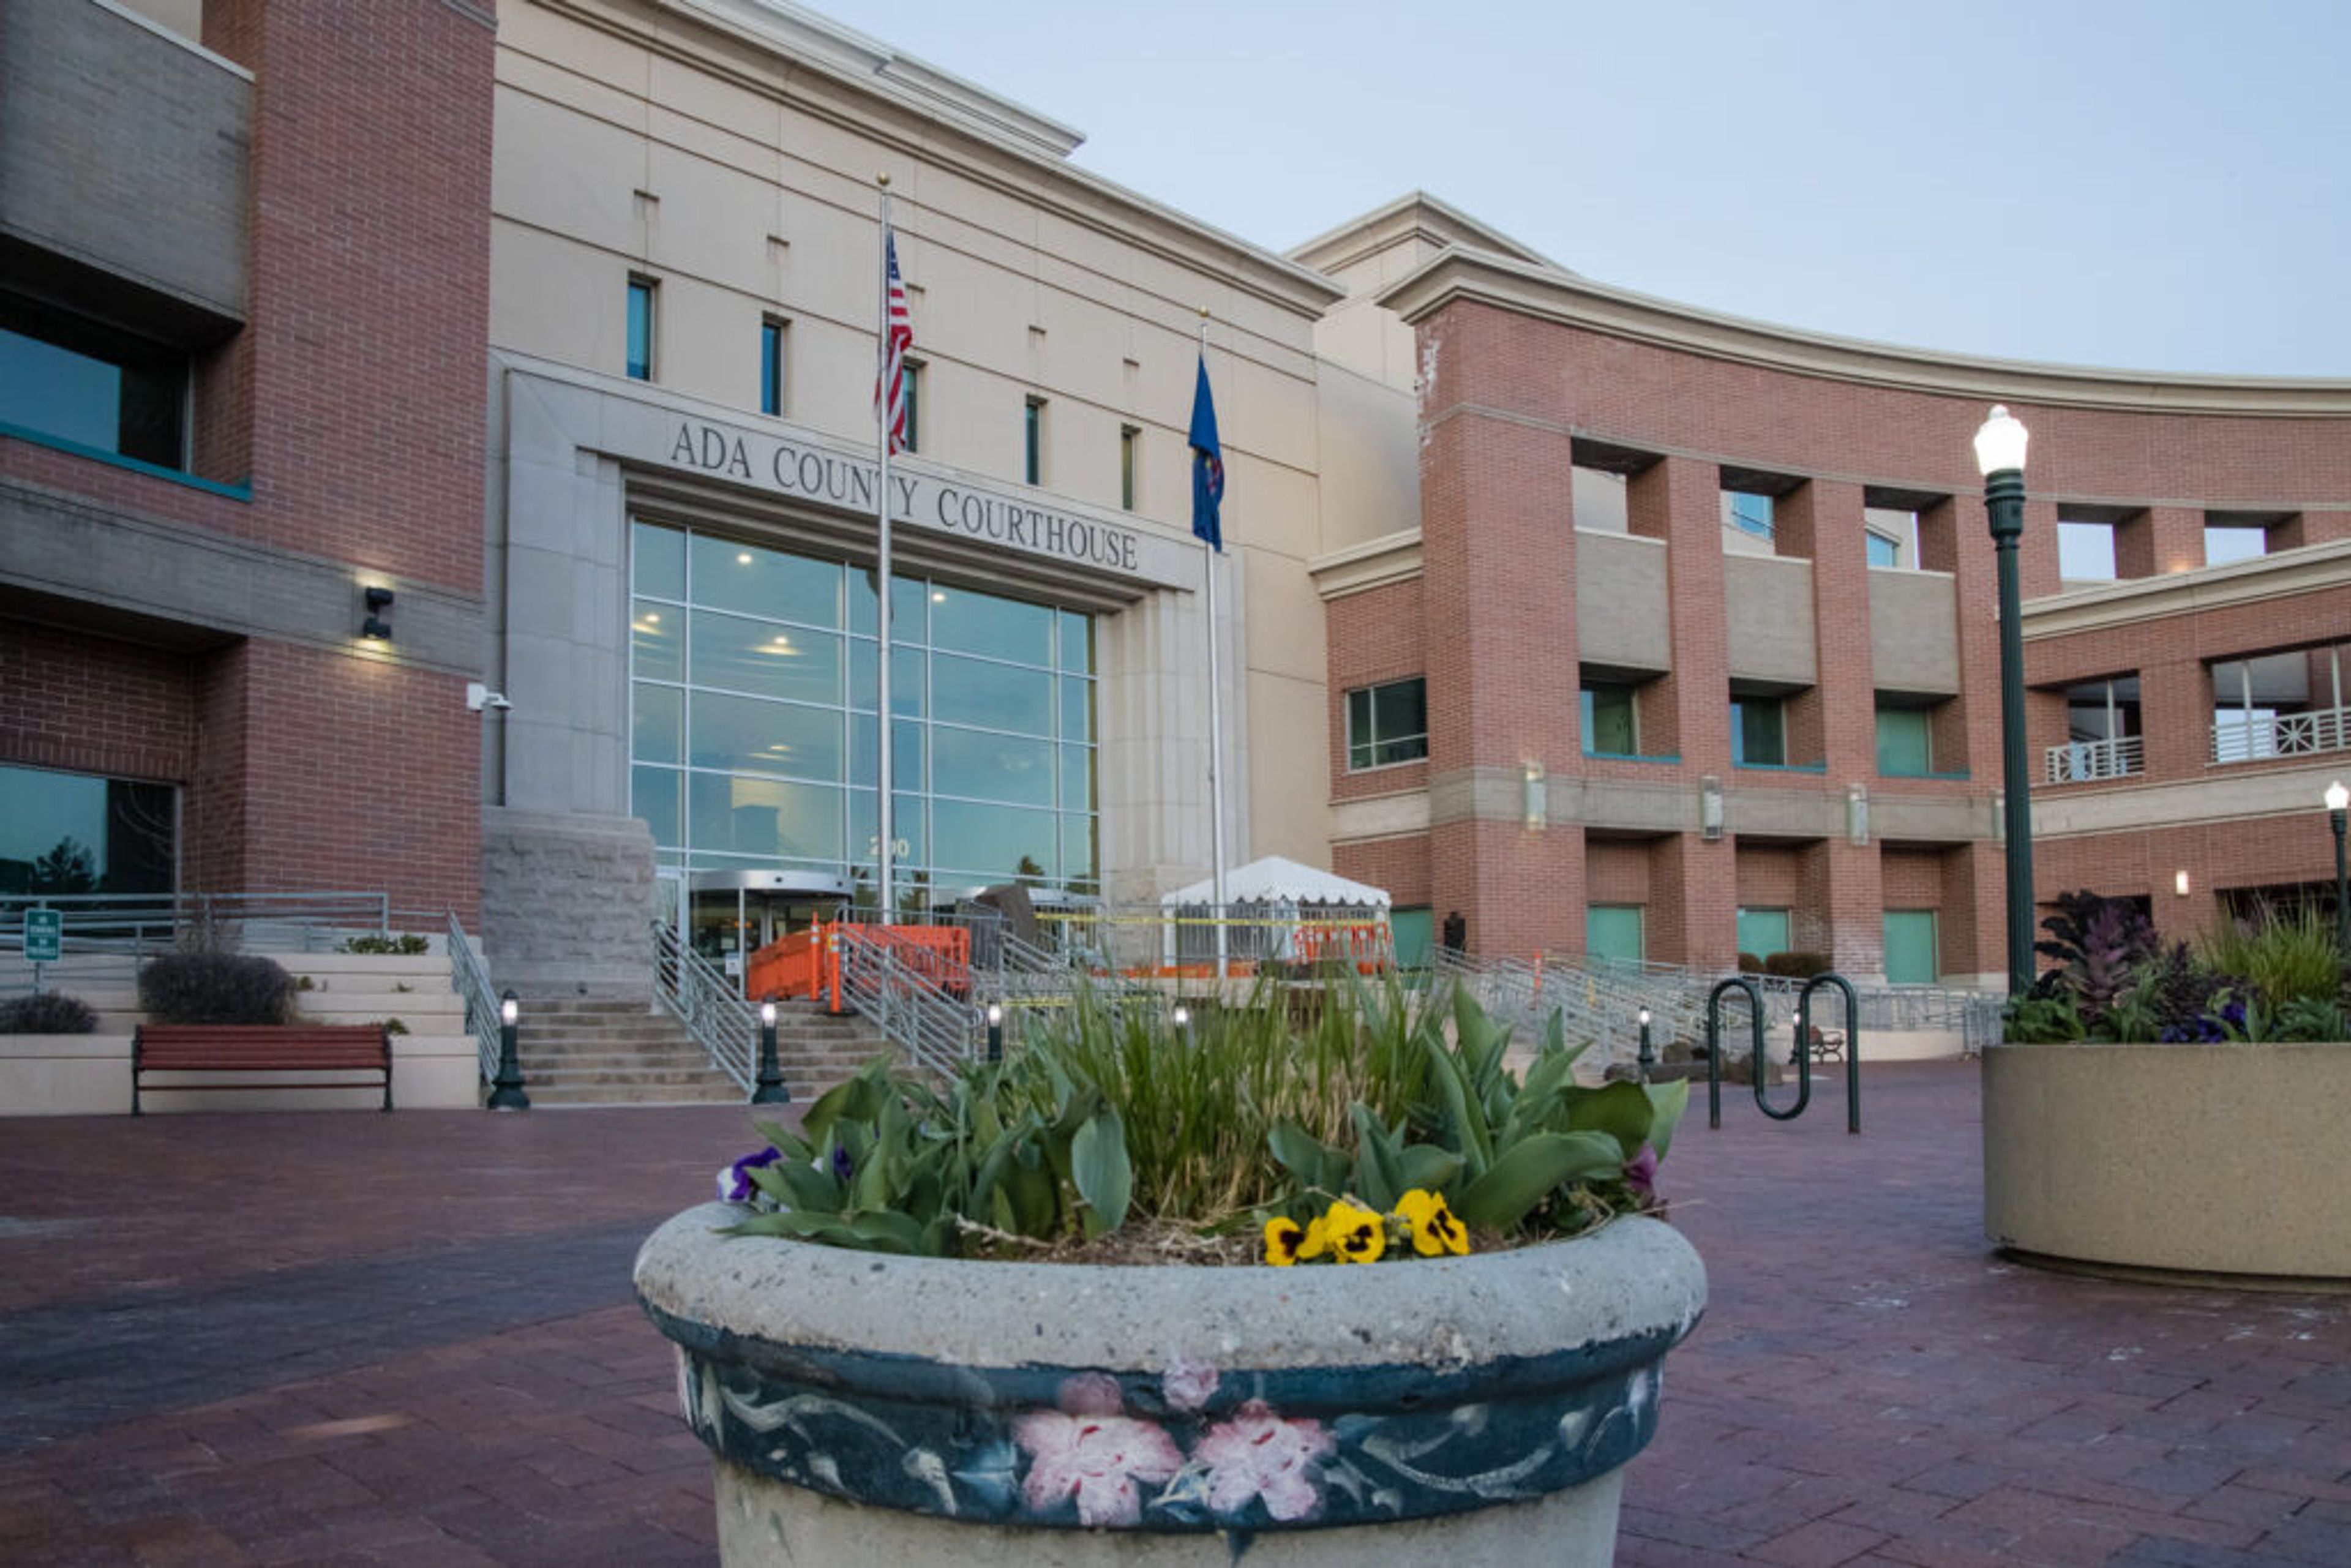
830;1144;855;1184
717;1146;783;1203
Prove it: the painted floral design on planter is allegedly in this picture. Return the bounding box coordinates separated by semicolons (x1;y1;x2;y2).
663;1318;1680;1533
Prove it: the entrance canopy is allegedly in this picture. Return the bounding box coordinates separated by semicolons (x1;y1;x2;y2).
1160;855;1390;909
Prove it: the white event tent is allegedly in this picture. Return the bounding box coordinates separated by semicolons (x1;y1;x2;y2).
1158;855;1391;965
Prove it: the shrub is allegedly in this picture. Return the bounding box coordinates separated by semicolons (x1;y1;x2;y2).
338;933;429;956
1761;951;1832;979
138;952;294;1025
1735;952;1764;975
2197;909;2339;1010
0;992;99;1034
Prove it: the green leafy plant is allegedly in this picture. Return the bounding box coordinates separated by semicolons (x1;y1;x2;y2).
339;933;429;956
0;992;99;1034
2197;908;2338;1010
138;952;293;1026
717;981;1681;1261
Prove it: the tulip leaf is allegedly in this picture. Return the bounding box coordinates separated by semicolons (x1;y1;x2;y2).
1070;1106;1132;1239
1452;1130;1624;1231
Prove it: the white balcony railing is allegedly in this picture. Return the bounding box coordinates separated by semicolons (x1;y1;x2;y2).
2211;703;2351;765
2045;734;2143;784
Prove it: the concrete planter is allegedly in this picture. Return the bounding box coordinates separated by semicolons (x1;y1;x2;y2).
1983;1040;2351;1283
636;1203;1705;1566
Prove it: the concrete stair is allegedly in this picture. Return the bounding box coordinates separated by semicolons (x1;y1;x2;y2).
514;996;891;1106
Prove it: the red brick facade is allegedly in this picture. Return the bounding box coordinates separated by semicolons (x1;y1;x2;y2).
1330;277;2351;983
0;2;494;922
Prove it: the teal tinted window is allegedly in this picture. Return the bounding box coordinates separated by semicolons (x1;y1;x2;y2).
0;298;186;469
1733;697;1786;766
902;364;921;453
1586;906;1644;966
1728;492;1773;539
0;763;174;895
1024;398;1044;485
1582;683;1638;756
760;318;786;416
1865;532;1901;568
628;526;1094;892
1877;705;1933;775
1883;910;1938;985
1736;908;1790;962
626;277;654;380
1346;678;1427;770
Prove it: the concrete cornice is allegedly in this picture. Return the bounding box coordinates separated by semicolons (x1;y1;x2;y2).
1308;529;1423;599
529;0;1343;318
2022;538;2351;640
1286;190;1558;277
1378;249;2351;418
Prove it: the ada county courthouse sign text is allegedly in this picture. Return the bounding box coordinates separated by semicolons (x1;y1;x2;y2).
650;416;1194;591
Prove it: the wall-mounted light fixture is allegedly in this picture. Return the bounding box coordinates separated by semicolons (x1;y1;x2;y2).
361;585;394;641
1521;762;1548;831
2173;869;2191;898
1700;776;1724;842
1846;783;1870;847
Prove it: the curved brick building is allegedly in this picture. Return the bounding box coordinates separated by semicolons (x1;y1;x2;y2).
1314;241;2351;985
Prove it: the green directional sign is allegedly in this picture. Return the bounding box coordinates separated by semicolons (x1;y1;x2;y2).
23;907;62;964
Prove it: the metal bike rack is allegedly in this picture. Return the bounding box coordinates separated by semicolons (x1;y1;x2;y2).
1706;972;1861;1132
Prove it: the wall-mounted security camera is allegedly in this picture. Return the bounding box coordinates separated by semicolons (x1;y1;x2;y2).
465;681;514;713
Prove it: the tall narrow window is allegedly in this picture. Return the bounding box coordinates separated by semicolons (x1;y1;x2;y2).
1875;702;1934;776
1025;397;1046;486
1581;681;1639;757
626;276;656;381
901;362;922;454
1731;696;1787;767
1119;425;1139;511
759;317;787;416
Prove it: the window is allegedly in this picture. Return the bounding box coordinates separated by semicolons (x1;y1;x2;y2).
1725;491;1774;540
2204;523;2268;566
2057;517;2117;582
759;318;787;416
1731;696;1786;767
1883;910;1939;985
1345;678;1428;770
1865;533;1901;568
1736;908;1790;964
1119;425;1139;511
1863;506;1917;569
1586;905;1644;967
0;763;175;896
1876;703;1933;776
2053;677;2142;782
0;293;187;469
1572;465;1630;533
1024;396;1045;486
1581;681;1638;757
901;362;921;453
2211;645;2346;763
626;521;1099;895
626;276;656;381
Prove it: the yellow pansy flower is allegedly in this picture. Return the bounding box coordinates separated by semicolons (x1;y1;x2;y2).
1324;1199;1385;1264
1262;1213;1327;1266
1395;1188;1471;1257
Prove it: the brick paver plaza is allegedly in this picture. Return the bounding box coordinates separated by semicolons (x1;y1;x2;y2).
2;1061;2345;1566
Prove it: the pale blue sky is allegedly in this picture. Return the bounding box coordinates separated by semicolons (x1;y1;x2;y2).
811;0;2350;377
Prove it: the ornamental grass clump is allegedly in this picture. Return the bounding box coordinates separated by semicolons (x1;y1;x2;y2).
718;977;1686;1264
2007;891;2349;1044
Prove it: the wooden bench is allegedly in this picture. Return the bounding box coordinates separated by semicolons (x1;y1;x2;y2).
132;1024;393;1115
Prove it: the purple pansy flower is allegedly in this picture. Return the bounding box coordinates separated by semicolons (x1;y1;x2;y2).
717;1146;782;1203
830;1144;855;1184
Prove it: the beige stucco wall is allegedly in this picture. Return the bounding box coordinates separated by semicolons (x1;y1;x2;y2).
1575;531;1671;673
1869;570;1962;696
488;0;1347;894
1983;1041;2351;1280
1723;555;1817;688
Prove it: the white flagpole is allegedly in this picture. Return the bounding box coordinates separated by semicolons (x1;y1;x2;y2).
1199;309;1229;983
874;174;897;923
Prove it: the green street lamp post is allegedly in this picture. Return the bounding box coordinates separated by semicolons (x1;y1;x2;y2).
752;997;790;1105
488;989;529;1111
2328;781;2350;969
1974;405;2036;997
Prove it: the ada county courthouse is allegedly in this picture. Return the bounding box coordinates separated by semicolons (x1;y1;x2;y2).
6;0;2351;1000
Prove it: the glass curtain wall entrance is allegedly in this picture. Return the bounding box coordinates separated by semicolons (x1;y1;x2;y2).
628;521;1098;911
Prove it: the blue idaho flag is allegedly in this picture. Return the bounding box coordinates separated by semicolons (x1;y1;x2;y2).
1189;353;1224;552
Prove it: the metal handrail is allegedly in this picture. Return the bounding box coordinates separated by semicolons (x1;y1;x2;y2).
834;934;979;1076
2045;733;2143;783
0;891;392;955
446;914;503;1084
651;921;757;1092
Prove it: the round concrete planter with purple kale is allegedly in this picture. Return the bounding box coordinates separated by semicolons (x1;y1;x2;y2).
636;1203;1706;1565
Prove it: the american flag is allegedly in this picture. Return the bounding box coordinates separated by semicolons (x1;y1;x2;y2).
877;227;913;454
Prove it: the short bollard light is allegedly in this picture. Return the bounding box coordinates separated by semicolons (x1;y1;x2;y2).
1637;1007;1655;1082
985;1002;1005;1063
752;997;790;1105
488;988;529;1111
2327;781;2350;969
1171;1003;1191;1031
